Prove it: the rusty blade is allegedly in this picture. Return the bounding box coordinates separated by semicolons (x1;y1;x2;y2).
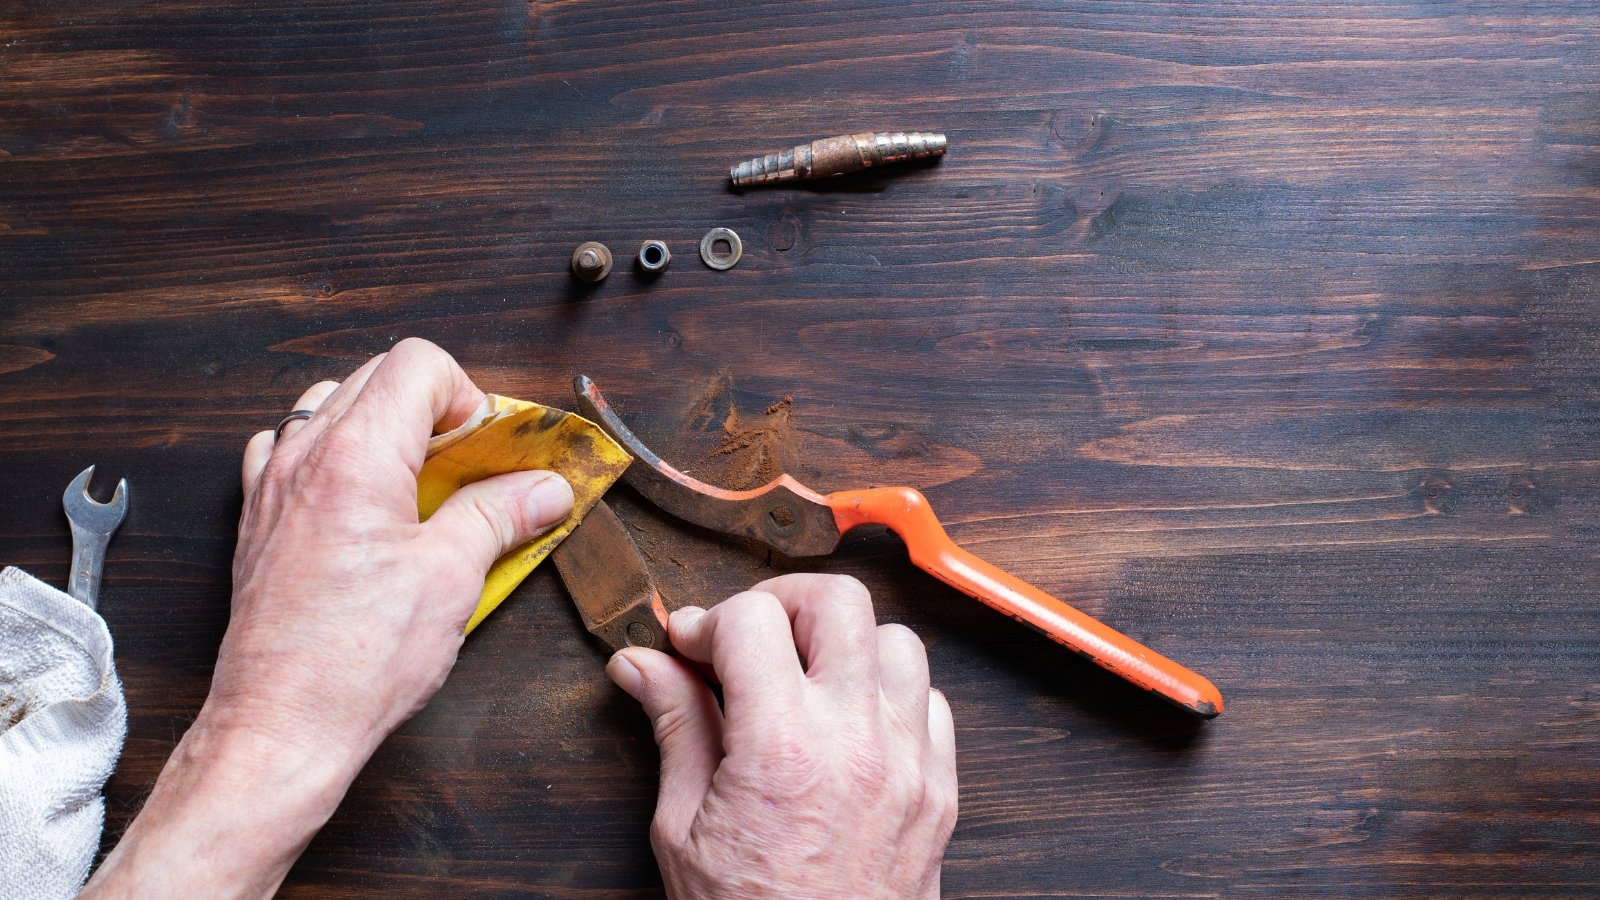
572;376;844;557
550;499;669;653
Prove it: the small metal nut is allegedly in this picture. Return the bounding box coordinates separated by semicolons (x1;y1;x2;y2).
699;227;742;270
570;242;613;282
637;240;671;273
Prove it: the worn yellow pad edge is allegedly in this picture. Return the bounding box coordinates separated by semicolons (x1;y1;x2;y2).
417;394;631;634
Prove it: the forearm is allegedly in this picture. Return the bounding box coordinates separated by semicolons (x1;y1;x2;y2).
81;704;370;899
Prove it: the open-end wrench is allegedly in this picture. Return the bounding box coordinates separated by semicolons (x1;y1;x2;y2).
62;466;128;611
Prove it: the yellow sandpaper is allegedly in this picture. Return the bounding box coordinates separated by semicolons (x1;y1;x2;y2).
417;394;631;634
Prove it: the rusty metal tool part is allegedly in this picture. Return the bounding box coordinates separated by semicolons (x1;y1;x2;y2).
729;131;947;187
637;240;671;273
570;241;613;281
551;499;670;653
572;376;1223;719
62;465;128;611
699;228;742;270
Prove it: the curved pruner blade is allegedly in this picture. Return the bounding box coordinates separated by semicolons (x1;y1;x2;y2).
573;376;843;557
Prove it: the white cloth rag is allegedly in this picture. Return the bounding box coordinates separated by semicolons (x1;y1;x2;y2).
0;566;127;899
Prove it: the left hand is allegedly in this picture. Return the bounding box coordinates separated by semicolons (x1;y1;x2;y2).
218;337;573;759
83;338;574;898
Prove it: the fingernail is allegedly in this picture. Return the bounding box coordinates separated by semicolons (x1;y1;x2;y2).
606;652;643;696
523;473;575;528
669;606;706;630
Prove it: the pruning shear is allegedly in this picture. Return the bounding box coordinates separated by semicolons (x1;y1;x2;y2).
551;377;1222;718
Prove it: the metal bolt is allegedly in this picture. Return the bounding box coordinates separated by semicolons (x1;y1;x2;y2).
570;242;613;282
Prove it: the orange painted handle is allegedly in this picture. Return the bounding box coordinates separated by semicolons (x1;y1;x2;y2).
827;487;1222;717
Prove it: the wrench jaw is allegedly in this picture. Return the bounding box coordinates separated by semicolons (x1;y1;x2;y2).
63;466;129;533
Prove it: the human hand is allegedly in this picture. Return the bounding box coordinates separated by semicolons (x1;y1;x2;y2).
222;336;574;760
607;573;958;899
84;338;573;898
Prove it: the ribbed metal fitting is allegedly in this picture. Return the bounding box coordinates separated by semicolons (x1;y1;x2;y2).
730;131;947;187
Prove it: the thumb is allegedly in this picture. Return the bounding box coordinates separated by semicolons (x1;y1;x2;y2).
426;470;574;569
608;647;724;840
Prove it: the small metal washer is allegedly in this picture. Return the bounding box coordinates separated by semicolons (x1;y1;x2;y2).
699;227;743;270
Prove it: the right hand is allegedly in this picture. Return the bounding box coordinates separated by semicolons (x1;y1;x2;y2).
606;573;958;899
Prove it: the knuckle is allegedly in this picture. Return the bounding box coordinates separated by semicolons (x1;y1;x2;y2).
817;573;872;609
390;336;442;360
877;622;924;651
465;491;516;553
255;458;287;491
817;576;876;647
648;816;686;857
715;590;785;631
649;700;700;749
389;339;456;380
891;770;926;814
249;462;288;510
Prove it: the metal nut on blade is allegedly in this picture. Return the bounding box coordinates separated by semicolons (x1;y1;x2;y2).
570;242;613;282
699;228;742;270
637;240;671;273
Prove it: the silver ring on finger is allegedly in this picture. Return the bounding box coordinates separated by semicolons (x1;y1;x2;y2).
274;410;317;443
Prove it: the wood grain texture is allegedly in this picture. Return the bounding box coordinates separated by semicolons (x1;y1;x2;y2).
3;0;1598;895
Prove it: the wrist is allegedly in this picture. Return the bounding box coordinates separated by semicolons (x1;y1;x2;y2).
186;700;370;820
83;702;370;898
195;689;380;785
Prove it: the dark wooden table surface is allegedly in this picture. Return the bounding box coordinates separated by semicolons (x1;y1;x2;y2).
5;1;1599;896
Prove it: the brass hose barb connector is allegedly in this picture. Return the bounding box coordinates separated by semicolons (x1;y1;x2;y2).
729;131;946;187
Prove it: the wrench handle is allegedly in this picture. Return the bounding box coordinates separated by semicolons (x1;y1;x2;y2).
826;487;1222;718
67;523;107;611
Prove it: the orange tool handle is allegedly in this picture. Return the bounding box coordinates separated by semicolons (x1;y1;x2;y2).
827;487;1222;717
